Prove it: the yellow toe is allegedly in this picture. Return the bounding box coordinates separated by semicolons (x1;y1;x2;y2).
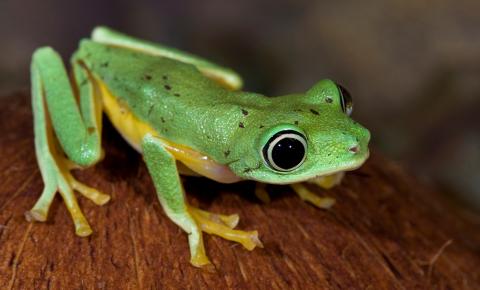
189;206;239;229
291;183;336;209
75;221;93;237
69;177;111;206
255;183;271;203
190;208;262;251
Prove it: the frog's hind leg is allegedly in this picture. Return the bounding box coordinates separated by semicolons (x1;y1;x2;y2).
142;135;262;268
91;26;243;90
28;47;109;236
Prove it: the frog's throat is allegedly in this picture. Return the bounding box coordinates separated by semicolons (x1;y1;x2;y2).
97;79;242;184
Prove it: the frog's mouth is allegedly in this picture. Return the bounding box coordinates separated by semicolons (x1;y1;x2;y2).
248;149;370;185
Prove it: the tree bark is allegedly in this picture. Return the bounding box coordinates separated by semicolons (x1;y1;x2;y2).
0;91;479;289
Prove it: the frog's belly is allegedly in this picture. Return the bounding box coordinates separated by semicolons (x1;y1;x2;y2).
98;79;242;184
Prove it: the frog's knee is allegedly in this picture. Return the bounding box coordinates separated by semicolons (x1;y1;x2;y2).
68;146;103;167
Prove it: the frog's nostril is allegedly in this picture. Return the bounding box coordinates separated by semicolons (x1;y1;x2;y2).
349;145;360;154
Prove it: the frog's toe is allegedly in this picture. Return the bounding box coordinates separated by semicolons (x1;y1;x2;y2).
306;172;345;190
189;206;263;250
25;208;48;222
189;206;239;228
57;183;94;236
68;175;111;206
291;183;336;209
26;186;57;222
254;183;271;204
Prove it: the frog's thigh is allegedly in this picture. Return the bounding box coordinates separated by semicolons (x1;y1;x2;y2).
91;26;243;90
28;47;109;236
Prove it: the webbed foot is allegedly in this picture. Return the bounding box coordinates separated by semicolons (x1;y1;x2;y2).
26;156;110;236
188;206;263;251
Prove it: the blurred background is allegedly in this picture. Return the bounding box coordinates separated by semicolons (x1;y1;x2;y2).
1;0;479;211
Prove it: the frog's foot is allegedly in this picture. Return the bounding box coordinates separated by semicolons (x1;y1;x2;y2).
26;157;110;236
188;206;263;251
290;183;336;209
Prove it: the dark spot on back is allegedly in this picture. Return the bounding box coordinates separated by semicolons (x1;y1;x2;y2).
259;125;264;129
294;121;299;125
239;122;245;128
310;109;319;115
87;127;95;134
161;117;166;123
241;109;249;116
243;163;261;173
164;85;172;90
174;93;181;97
144;74;152;80
326;97;333;103
100;62;109;68
148;105;154;116
162;75;168;80
224;150;231;157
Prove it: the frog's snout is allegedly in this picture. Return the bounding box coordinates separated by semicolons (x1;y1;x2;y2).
345;127;370;156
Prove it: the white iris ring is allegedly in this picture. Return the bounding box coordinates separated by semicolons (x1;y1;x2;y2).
265;132;307;172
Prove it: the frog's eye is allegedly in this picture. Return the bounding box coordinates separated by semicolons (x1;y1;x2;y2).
262;130;307;172
337;84;353;116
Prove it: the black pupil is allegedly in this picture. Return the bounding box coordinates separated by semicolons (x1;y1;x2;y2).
271;137;305;170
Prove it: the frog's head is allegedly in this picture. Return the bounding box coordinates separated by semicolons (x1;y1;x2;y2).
228;79;370;184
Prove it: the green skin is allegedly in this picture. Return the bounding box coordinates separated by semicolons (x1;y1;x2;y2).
29;27;370;267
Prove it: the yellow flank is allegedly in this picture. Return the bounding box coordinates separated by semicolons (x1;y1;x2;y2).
98;79;242;184
99;80;156;151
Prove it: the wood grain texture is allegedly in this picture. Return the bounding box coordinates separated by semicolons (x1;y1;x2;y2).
0;92;479;290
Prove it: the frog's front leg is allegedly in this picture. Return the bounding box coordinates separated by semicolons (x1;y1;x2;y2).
28;47;109;236
142;135;262;268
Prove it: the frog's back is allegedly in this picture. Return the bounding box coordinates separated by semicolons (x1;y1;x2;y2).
75;40;262;159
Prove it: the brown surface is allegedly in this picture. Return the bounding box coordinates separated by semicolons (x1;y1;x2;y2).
0;91;479;290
